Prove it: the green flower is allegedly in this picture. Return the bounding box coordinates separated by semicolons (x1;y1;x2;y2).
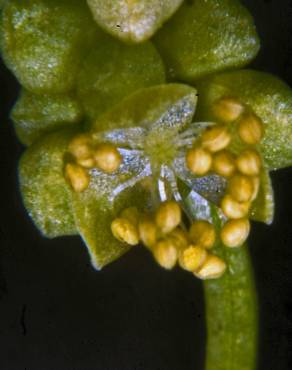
1;1;292;369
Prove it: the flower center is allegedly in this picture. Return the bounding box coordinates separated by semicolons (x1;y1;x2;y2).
144;128;179;168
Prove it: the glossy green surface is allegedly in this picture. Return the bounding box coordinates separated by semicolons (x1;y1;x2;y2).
77;35;165;123
19;129;77;238
87;0;183;43
12;90;83;146
0;0;97;93
195;70;292;170
154;0;259;81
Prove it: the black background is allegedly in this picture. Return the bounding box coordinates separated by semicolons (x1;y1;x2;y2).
0;1;292;369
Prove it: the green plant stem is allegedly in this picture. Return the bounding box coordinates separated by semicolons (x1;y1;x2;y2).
204;221;258;370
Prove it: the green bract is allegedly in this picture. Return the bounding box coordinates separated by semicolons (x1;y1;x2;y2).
154;0;260;81
12;90;83;146
19;129;77;238
0;0;97;93
194;70;292;170
77;34;166;124
87;0;183;43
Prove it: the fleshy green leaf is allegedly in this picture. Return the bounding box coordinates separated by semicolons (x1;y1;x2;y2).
195;69;292;170
19;129;77;238
0;0;97;93
86;0;183;43
154;0;260;81
12;90;83;146
250;169;274;225
77;35;166;124
91;84;198;133
72;150;151;270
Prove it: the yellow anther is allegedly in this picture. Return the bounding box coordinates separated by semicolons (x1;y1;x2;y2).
236;149;261;176
65;162;90;193
238;113;264;145
120;207;140;227
189;220;216;249
250;176;260;201
94;143;122;174
221;195;250;219
168;228;189;250
194;254;226;280
68;134;93;160
213;97;245;123
155;201;182;234
228;174;254;203
153;239;178;270
111;218;139;245
186;147;212;176
179;245;207;272
77;157;96;169
212;150;236;177
138;216;157;248
201;125;231;152
220;218;250;248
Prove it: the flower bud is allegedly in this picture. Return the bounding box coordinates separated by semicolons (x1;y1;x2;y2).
138;216;157;248
236;149;261;176
155;201;181;234
153;239;178;270
221;195;250;219
213;97;245;123
68;134;93;160
111;218;139;245
77;157;96;169
195;254;226;280
179;245;207;272
228;174;254;202
65;162;90;193
220;218;250;248
189;220;216;249
238;113;264;145
212;150;236;177
94;143;122;173
201;125;231;152
186;147;212;176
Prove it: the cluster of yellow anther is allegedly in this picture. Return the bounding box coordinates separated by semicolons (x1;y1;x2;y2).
186;97;264;248
64;134;122;192
111;201;227;280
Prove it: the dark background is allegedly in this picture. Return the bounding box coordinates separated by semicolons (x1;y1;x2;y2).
0;0;292;369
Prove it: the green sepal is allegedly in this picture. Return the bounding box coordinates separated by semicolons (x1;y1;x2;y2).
0;0;97;93
77;35;166;124
12;90;83;146
250;169;274;225
86;0;183;43
19;128;77;238
195;69;292;170
71;157;150;270
91;84;198;133
154;0;260;81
